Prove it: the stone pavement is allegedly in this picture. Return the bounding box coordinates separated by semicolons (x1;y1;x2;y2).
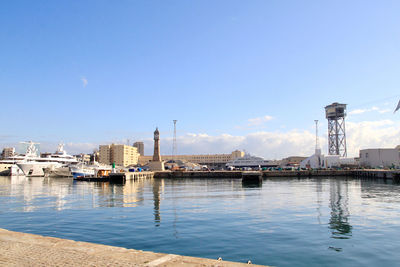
0;228;267;267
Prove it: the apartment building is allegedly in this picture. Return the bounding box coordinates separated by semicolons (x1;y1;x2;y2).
1;147;15;159
133;142;144;156
99;144;139;167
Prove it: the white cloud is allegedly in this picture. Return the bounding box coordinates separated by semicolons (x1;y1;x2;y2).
349;109;367;115
378;109;391;114
348;106;388;115
346;119;400;157
81;77;88;88
247;115;273;126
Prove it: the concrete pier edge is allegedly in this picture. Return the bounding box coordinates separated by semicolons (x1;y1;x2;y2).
0;228;268;267
153;169;400;180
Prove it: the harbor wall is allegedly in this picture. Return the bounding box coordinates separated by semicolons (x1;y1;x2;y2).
154;171;243;179
154;169;400;180
74;169;400;183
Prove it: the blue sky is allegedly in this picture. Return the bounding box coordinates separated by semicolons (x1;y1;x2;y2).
1;1;400;158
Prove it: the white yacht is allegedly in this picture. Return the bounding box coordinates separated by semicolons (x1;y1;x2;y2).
17;143;78;177
0;162;25;176
39;143;78;164
226;153;279;168
0;141;41;176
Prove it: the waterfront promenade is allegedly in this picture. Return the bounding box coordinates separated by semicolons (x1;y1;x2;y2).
0;228;266;267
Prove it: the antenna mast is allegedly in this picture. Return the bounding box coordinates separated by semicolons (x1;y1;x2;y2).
172;120;177;160
314;120;319;150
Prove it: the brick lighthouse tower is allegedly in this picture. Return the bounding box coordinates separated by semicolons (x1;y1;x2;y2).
153;127;161;162
148;127;164;171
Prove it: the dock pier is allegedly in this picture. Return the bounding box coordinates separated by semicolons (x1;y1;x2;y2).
109;171;154;183
74;169;400;183
155;170;243;179
154;169;400;181
75;171;154;183
153;170;353;179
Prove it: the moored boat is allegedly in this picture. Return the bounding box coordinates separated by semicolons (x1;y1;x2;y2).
44;166;73;177
17;143;78;177
69;163;95;178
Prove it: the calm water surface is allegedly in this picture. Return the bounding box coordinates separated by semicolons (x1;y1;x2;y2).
0;176;400;266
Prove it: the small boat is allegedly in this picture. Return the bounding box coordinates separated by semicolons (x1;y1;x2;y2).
69;163;95;178
74;166;112;181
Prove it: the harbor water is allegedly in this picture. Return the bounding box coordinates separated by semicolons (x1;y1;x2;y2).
0;176;400;266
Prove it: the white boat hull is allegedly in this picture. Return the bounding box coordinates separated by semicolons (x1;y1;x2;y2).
17;162;62;177
70;166;95;178
10;165;24;176
45;166;72;177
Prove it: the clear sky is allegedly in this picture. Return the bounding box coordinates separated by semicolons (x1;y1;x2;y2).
1;0;400;158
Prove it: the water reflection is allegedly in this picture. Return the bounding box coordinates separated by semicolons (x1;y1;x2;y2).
123;179;145;207
0;176;154;211
0;176;75;211
360;179;400;202
95;179;149;208
329;179;352;239
315;178;323;225
242;179;262;188
153;178;162;226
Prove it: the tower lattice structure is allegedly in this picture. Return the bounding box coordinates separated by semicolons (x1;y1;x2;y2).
325;102;347;157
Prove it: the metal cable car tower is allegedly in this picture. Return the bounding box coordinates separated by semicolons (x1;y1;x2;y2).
325;102;347;157
172;120;177;160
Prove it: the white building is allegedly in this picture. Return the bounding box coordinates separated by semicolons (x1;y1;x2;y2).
359;148;400;168
300;148;356;169
300;148;325;169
